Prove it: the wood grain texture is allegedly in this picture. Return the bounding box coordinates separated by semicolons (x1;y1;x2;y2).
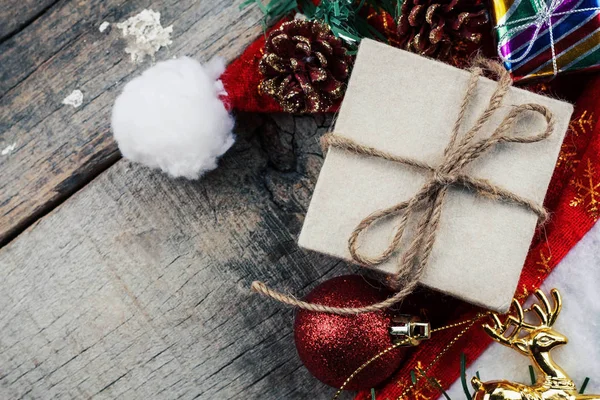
0;0;59;42
0;0;265;246
0;114;357;399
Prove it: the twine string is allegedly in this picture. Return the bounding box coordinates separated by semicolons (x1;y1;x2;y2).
251;58;555;315
494;0;600;76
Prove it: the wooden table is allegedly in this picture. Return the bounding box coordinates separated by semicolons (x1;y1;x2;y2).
0;1;356;398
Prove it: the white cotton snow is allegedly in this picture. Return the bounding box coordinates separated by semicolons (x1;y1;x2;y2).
99;21;110;33
2;143;17;155
116;9;172;63
62;90;83;108
111;56;235;180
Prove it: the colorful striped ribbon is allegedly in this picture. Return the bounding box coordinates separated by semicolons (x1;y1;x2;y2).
495;0;600;76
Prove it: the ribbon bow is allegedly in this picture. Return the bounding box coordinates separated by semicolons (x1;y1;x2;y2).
495;0;600;75
251;59;555;315
321;58;554;307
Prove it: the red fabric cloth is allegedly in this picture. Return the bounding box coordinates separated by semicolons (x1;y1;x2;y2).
355;75;600;400
221;21;284;113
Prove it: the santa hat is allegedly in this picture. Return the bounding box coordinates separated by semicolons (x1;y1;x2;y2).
111;16;355;179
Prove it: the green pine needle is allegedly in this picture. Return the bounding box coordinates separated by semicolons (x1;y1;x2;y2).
240;0;301;24
416;367;452;400
528;366;536;385
460;353;472;400
240;0;401;46
371;388;376;400
476;371;481;380
580;377;590;394
410;369;417;384
432;381;452;400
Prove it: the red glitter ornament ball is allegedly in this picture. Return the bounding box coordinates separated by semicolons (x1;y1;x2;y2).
294;275;407;391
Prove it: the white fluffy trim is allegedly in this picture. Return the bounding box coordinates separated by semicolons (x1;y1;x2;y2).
111;57;235;179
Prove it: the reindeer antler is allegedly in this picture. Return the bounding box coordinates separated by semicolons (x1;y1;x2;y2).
483;298;529;347
526;289;562;328
474;289;592;400
483;289;563;349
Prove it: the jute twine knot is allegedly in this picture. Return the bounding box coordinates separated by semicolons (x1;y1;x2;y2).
432;172;458;186
251;57;555;315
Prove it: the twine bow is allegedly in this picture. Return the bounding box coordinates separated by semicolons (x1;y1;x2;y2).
495;0;600;76
251;58;555;315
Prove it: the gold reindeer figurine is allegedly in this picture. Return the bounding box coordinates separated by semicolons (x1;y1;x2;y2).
471;288;599;400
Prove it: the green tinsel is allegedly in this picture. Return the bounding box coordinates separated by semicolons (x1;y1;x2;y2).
460;353;472;400
580;377;590;394
240;0;401;48
529;365;536;385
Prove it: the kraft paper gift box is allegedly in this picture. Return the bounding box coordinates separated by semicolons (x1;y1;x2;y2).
298;39;573;312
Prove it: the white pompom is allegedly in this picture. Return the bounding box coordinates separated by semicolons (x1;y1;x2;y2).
111;57;235;179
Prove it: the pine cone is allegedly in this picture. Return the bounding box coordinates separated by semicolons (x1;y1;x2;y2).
259;20;351;113
397;0;489;59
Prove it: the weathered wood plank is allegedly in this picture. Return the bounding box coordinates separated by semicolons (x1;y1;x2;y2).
0;0;58;42
0;0;265;246
0;114;356;399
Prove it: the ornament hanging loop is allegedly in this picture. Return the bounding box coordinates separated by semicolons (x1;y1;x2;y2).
389;315;431;346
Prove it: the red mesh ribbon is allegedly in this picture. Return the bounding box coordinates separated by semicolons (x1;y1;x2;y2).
356;75;600;400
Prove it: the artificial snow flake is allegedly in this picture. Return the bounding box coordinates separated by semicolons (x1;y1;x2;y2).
62;90;83;108
1;143;16;155
99;21;110;33
116;9;173;63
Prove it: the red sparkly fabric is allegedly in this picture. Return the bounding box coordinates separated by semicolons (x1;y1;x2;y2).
354;75;600;400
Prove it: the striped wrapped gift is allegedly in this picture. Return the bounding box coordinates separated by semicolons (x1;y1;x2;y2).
493;0;600;81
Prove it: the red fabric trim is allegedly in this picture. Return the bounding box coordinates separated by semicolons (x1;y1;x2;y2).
221;21;285;113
